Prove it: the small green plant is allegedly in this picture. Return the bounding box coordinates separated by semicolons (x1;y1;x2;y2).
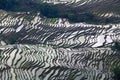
51;18;57;23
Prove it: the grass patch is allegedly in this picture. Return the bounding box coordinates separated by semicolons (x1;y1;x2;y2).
24;14;34;21
50;18;57;23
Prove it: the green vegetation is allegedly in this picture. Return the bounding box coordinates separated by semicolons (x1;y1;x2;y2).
112;66;120;80
111;41;120;51
110;41;120;80
39;3;59;18
24;14;34;21
111;60;120;80
50;18;57;23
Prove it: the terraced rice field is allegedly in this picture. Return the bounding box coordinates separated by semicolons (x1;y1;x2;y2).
0;0;120;80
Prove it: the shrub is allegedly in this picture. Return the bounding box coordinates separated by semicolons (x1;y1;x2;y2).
110;59;120;80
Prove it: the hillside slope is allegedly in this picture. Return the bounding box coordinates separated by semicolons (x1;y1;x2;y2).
0;0;120;23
